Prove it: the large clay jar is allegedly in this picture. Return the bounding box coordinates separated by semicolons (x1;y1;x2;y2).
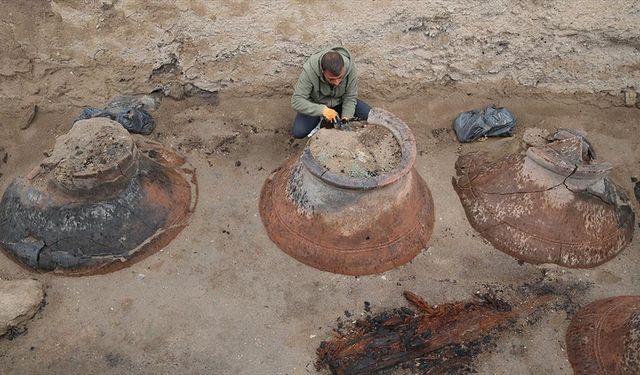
0;118;197;275
453;132;634;268
259;108;435;275
566;296;640;375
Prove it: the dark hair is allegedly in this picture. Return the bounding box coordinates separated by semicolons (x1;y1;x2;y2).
321;51;344;75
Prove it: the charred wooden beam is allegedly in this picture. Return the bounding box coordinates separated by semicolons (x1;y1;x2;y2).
317;291;553;375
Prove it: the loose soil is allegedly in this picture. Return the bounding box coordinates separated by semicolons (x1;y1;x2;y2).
0;89;639;375
47;120;131;189
309;123;401;178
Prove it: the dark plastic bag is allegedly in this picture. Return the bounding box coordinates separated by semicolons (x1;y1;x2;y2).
453;105;516;142
77;108;112;120
76;97;156;135
114;108;154;135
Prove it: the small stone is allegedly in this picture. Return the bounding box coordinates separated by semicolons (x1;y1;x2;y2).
624;88;637;107
235;160;242;167
19;104;37;130
162;82;185;100
0;279;45;337
183;83;217;99
136;95;162;112
522;127;551;147
100;1;115;10
106;95;160;112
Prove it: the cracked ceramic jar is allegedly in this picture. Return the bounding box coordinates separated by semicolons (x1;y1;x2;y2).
566;296;640;375
453;132;634;268
259;108;435;275
0;118;197;275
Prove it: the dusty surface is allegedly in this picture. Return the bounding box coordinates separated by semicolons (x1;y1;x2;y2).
0;0;639;374
309;124;401;177
1;1;640;115
0;89;638;374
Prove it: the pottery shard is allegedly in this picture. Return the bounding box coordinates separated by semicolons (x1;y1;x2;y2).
0;279;45;337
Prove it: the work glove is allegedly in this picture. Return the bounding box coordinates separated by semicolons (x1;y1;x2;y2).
336;117;354;130
322;106;338;123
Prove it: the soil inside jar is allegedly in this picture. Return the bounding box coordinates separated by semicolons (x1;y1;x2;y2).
308;122;401;178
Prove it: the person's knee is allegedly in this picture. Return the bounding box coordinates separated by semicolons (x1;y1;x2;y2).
291;114;319;138
291;120;311;138
360;108;370;120
355;100;371;120
291;126;308;138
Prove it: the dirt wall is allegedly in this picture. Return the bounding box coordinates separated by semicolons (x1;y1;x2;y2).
1;0;639;111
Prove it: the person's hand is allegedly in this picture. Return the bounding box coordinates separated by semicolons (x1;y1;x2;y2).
322;106;338;123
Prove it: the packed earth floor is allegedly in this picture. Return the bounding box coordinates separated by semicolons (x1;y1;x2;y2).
0;88;639;374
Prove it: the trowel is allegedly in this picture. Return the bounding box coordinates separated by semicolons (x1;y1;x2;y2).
307;118;323;138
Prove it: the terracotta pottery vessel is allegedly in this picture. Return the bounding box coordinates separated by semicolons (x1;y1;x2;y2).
0;118;197;275
566;296;640;375
453;132;634;268
260;108;435;275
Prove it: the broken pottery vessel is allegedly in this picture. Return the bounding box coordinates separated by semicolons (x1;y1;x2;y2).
260;108;435;275
453;130;634;268
0;118;197;275
566;296;640;375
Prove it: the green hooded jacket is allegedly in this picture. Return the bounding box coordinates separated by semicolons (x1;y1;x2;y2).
291;46;358;119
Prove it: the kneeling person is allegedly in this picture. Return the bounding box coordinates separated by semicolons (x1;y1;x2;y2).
291;46;371;138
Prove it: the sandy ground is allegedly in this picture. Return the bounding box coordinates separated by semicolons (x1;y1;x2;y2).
0;88;639;374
